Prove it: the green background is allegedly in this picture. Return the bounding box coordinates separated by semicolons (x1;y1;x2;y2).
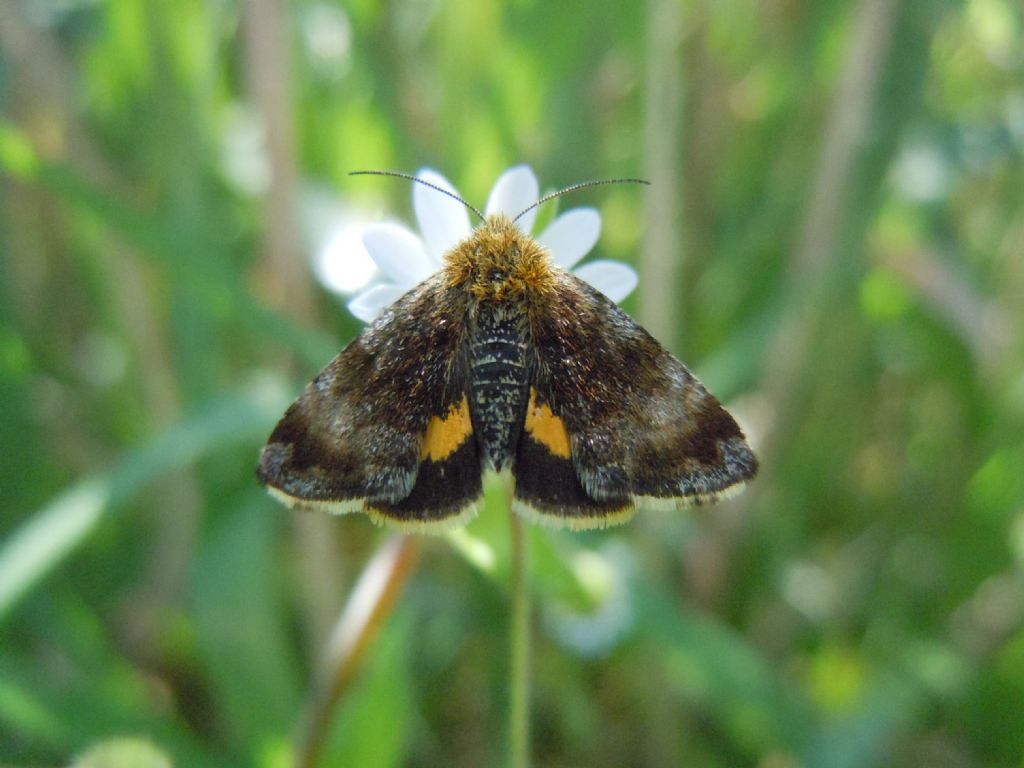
2;0;1023;766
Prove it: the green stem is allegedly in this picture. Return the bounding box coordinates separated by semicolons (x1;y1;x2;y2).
508;505;531;768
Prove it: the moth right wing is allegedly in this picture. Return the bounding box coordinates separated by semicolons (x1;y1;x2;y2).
257;274;483;531
514;272;757;529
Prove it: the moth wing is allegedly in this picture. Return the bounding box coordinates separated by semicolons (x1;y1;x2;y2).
514;273;757;529
258;274;482;531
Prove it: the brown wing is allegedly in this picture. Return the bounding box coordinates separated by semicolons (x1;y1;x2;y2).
513;272;757;529
257;274;482;530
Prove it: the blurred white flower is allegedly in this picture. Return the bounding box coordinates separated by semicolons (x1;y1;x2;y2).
343;165;639;323
301;185;378;295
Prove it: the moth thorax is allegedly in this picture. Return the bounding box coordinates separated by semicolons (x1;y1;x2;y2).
469;303;530;471
443;214;556;300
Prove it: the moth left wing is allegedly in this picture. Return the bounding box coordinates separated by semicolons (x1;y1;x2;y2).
258;274;482;531
514;272;757;530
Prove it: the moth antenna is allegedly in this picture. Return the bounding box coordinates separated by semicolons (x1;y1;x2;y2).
512;178;650;223
350;170;485;222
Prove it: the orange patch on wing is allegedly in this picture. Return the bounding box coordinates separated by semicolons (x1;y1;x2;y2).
525;388;572;458
421;396;473;461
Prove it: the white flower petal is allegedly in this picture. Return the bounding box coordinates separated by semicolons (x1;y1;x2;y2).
573;260;639;303
361;222;434;288
313;224;378;295
414;168;472;260
347;284;406;323
485;164;539;233
537;208;601;269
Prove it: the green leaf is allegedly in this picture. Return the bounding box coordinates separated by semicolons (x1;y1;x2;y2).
0;676;66;748
0;383;290;622
634;581;815;755
0;654;220;768
192;496;303;757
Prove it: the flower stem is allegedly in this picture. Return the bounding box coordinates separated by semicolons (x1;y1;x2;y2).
296;535;420;768
508;503;531;768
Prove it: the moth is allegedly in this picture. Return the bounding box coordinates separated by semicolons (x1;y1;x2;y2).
258;175;757;531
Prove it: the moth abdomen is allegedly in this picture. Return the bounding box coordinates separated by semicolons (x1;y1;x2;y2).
469;304;530;471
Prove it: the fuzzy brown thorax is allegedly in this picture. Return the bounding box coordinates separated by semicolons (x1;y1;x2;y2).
442;214;556;301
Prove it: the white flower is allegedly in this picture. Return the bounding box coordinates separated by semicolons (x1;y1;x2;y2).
345;165;639;323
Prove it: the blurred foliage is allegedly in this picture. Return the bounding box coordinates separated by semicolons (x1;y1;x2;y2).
2;0;1024;766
